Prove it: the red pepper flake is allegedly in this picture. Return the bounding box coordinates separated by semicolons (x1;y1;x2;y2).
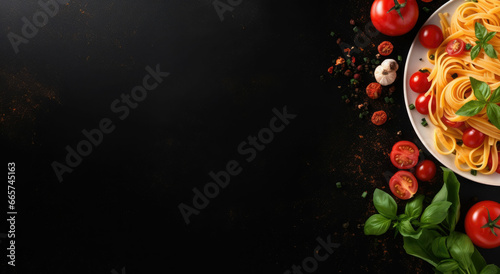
327;66;334;74
335;57;345;66
352;57;356;64
371;110;388;126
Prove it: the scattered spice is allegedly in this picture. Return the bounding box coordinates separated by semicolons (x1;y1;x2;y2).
328;66;334;74
361;191;368;198
336;182;342;188
350;19;356;26
471;170;477;176
451;73;458;79
429;54;435;60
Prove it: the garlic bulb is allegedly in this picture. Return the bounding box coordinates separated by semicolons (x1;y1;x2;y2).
380;59;399;72
375;64;397;86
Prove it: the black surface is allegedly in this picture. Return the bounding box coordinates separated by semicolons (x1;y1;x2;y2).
1;0;499;273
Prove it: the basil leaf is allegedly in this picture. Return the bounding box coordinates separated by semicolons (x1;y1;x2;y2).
404;229;441;267
436;259;460;273
471;247;487;272
399;220;422;239
484;31;497;43
373;188;397;219
364;214;391;235
432;236;450;259
471;77;491;102
441;168;461;232
490;87;500;104
405;194;424;219
480;264;500;274
432;180;448;204
456;100;486;117
475;22;488;40
487;103;500;130
484;43;498;59
471;44;482;60
420;201;452;225
447;231;474;270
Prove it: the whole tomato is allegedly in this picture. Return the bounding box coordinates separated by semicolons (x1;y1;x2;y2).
465;201;500;249
371;0;419;36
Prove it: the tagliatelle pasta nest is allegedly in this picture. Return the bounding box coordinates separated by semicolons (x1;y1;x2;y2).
426;0;500;175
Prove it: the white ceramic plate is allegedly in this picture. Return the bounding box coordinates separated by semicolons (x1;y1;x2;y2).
404;0;500;186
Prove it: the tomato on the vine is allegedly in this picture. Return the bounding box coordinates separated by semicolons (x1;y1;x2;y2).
370;0;419;36
441;116;464;128
409;70;432;93
465;200;500;249
462;127;485;148
415;93;436;115
415;160;436;182
390;141;419;169
446;39;466;56
488;151;500;174
418;25;444;49
389;171;418;200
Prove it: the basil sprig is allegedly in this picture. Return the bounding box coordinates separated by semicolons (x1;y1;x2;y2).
455;77;500;130
364;168;500;273
471;22;498;60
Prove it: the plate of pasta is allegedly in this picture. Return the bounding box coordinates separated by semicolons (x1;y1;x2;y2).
404;0;500;186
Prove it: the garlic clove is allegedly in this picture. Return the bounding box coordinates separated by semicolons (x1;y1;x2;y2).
374;65;397;86
381;59;399;72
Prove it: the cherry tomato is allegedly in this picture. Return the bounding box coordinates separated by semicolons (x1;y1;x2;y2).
370;0;419;36
366;82;382;99
378;41;394;56
390;140;420;169
389;171;418;200
441;116;464;128
418;25;444;49
409;70;432;93
488;151;500;174
415;160;436;182
371;110;388;125
446;39;466;56
415;93;436;115
465;201;500;249
462;127;485;148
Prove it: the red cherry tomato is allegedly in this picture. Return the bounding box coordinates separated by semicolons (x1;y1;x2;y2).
488;151;500;174
389;171;418;200
465;201;500;249
418;25;444;49
370;0;419;36
378;41;394;56
415;93;436;115
366;82;382;99
390;141;420;169
415;160;437;182
371;110;388;126
462;127;485;148
446;39;466;56
441;116;464;128
409;70;432;93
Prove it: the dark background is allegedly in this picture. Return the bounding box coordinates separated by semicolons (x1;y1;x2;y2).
1;0;499;273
